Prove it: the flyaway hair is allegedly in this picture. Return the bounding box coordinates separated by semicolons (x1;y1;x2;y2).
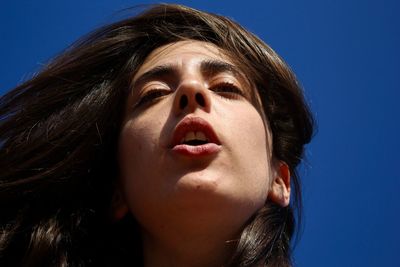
0;4;314;266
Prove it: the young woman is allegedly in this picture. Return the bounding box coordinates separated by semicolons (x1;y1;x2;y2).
0;4;314;267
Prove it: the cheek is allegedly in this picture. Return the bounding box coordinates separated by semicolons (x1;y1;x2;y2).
117;109;171;217
117;120;157;203
119;120;150;162
118;122;143;195
220;102;272;199
118;106;168;168
230;102;270;161
242;109;270;182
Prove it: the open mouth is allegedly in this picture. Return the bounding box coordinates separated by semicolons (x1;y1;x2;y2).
180;131;209;146
170;117;221;156
184;140;208;146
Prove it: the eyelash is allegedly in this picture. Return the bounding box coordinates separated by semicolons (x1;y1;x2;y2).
134;82;244;109
134;89;170;108
210;82;245;100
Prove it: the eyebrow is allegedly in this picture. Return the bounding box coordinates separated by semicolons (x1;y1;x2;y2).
200;59;243;79
132;59;245;88
132;65;176;89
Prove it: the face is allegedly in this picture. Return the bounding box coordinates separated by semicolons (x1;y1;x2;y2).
118;40;276;235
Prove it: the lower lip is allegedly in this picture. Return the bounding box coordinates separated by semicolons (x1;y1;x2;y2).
172;143;221;156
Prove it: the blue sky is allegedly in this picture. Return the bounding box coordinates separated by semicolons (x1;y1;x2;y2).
1;1;399;266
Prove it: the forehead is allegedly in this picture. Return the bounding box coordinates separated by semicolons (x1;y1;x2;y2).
134;40;234;79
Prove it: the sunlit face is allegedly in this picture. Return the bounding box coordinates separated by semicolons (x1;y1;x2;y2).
118;40;276;236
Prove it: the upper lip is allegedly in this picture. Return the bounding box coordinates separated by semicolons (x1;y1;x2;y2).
170;116;221;148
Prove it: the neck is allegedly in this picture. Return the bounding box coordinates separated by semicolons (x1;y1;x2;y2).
141;216;240;267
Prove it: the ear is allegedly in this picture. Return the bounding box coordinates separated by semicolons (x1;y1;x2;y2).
268;161;291;207
111;186;129;221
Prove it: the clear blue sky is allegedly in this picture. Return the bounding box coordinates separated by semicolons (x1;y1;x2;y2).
1;1;399;266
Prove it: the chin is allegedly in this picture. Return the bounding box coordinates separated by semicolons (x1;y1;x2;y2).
172;173;251;211
174;171;222;195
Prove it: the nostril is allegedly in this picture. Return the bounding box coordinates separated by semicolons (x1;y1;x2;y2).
195;93;205;107
180;95;188;109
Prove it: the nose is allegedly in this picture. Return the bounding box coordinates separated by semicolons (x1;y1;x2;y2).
173;79;211;115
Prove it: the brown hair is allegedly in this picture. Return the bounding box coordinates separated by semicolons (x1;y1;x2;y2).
0;4;314;266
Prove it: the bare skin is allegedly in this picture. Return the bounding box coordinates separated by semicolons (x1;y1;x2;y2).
116;41;290;267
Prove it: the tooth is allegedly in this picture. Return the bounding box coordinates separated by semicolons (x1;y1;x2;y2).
184;131;196;142
196;131;207;141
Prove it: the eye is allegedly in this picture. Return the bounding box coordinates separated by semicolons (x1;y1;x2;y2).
210;82;245;100
134;89;171;108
